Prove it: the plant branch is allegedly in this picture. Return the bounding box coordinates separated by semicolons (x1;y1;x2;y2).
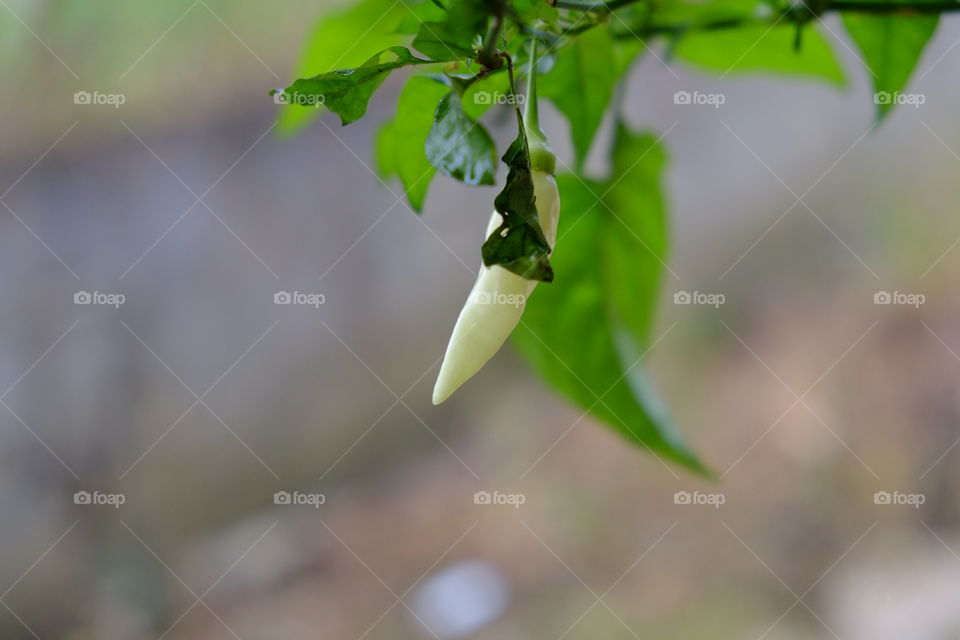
601;0;960;40
478;14;505;70
555;0;960;14
553;0;638;11
828;0;960;11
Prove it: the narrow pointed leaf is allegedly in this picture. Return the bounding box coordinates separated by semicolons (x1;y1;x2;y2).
842;3;938;119
276;47;429;125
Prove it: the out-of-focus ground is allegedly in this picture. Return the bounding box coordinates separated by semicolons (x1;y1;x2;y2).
2;1;960;639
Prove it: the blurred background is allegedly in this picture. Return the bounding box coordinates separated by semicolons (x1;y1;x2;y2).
2;1;960;638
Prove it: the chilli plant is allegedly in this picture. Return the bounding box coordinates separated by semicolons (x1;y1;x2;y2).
272;0;952;473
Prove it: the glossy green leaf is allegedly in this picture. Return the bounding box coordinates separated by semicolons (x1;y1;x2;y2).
412;0;489;61
276;47;429;125
540;26;623;169
482;138;554;282
512;126;705;472
276;0;409;135
375;76;451;211
425;91;498;185
842;5;938;119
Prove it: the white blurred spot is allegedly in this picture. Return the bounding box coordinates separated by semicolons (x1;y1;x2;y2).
409;560;509;638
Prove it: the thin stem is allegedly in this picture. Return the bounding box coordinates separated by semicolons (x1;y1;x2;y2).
555;0;959;13
553;0;638;10
600;0;960;40
519;39;556;173
478;14;505;70
828;0;959;11
524;39;543;138
503;53;528;148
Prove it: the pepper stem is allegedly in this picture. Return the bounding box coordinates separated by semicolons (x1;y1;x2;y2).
523;38;556;174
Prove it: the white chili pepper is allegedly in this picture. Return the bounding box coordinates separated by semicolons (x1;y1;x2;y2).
433;39;557;405
432;169;560;404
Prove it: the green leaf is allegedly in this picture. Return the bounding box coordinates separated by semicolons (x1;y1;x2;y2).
540;26;623;169
511;0;560;24
842;5;938;119
512;126;706;472
412;0;489;61
276;47;429;125
276;0;410;135
482;138;554;282
603;126;669;342
426;91;498;185
376;76;451;211
675;22;845;84
395;1;448;35
461;71;510;120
